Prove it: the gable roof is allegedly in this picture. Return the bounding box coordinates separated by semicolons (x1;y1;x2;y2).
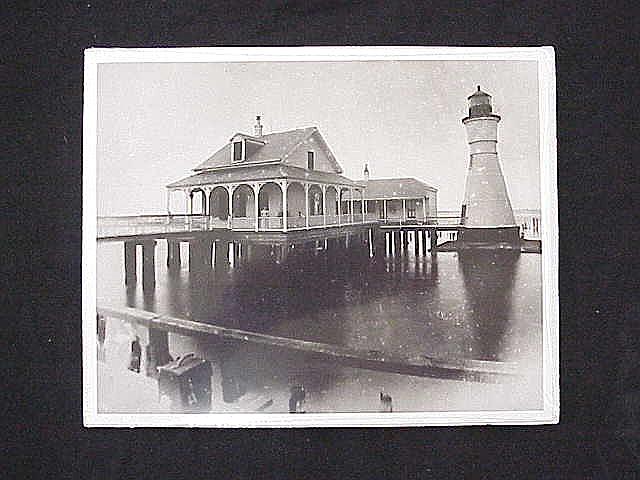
352;178;438;200
193;127;343;173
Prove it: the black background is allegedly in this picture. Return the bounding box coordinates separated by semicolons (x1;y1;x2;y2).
6;1;638;477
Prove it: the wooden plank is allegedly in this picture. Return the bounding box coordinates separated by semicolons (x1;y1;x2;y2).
98;306;519;382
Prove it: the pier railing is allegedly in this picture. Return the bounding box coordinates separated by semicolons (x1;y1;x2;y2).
379;216;462;227
97;215;222;238
98;212;384;239
428;216;463;226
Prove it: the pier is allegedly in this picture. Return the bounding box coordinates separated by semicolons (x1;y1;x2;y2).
97;211;541;293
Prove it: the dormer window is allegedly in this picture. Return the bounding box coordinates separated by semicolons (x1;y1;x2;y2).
233;141;243;162
307;151;315;170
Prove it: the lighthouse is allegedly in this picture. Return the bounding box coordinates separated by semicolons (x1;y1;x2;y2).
458;86;520;249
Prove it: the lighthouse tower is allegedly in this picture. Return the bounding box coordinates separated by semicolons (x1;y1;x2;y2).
459;86;520;248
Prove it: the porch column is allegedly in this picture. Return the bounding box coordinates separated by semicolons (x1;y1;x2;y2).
227;185;234;229
202;190;208;215
188;190;194;215
281;180;288;232
207;189;214;219
203;187;211;216
184;190;190;214
402;199;406;224
166;190;171;215
304;183;310;229
383;199;388;220
214;239;229;270
321;185;327;226
423;196;428;224
338;190;342;226
253;183;260;232
349;188;354;224
361;190;365;223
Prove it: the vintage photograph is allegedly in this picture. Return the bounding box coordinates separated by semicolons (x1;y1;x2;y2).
83;47;558;427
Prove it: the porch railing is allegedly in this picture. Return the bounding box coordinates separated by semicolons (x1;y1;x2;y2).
309;215;324;227
231;217;255;230
258;216;283;230
287;216;306;229
325;215;339;225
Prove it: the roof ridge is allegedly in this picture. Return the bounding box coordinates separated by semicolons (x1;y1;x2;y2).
367;176;420;181
261;125;317;138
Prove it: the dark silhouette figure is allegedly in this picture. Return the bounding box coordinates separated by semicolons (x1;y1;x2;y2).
96;313;106;362
380;391;393;412
96;313;106;345
289;384;306;413
128;336;142;373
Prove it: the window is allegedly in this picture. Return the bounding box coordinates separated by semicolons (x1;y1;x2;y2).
307;151;315;170
233;141;243;162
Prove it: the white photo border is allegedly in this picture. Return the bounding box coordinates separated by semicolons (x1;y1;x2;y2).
83;46;558;427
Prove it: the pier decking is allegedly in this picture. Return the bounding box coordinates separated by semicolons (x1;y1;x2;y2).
97;214;380;241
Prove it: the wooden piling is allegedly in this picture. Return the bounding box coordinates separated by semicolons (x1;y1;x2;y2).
166;240;181;269
214;240;229;270
141;240;156;290
124;241;137;285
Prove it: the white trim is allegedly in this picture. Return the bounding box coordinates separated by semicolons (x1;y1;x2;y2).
84;46;548;65
195;159;283;172
84;46;558;428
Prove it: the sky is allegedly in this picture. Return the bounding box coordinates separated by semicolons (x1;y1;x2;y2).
96;60;540;216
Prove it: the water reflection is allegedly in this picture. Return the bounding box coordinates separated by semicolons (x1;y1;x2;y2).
458;250;519;361
97;232;542;412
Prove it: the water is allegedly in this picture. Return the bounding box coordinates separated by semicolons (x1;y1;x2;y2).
96;233;543;413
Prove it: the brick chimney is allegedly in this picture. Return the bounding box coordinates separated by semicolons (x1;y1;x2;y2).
254;115;263;137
